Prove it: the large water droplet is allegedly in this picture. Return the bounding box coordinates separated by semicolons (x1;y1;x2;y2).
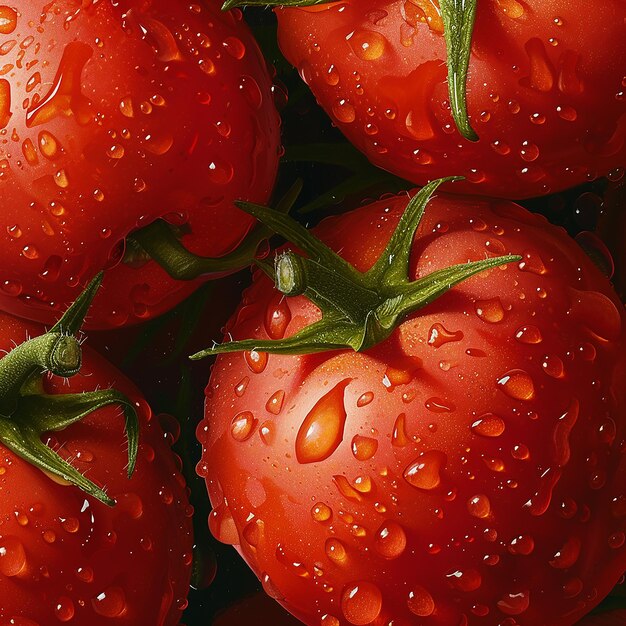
497;370;535;401
374;521;407;559
91;587;127;617
295;379;351;464
404;451;446;490
341;581;383;625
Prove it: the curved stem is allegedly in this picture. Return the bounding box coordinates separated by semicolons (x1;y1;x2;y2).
0;274;140;505
129;181;303;281
196;177;521;358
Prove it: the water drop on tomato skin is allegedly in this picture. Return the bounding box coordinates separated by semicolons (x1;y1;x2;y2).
54;597;75;622
325;538;347;563
407;585;435;617
471;414;505;437
91;586;127;617
295;379;351;464
341;581;383;625
475;297;505;323
374;521;407;559
245;350;268;374
351;435;378;461
0;536;27;576
497;369;535;400
404;451;446;490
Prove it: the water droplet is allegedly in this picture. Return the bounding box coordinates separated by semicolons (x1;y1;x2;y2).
311;503;332;523
515;325;543;344
407;585;435;617
467;494;491;518
265;390;285;415
475;298;505;323
92;587;127;617
208;501;239;545
357;392;374;407
542;354;565;378
446;569;482;592
341;581;383;625
524;468;561;516
471;414;505;437
231;411;257;442
348;29;386;60
223;36;246;59
26;42;93;127
60;517;79;533
569;288;622;341
497;590;530;615
550;536;581;567
428;323;464;347
351;435;378;461
265;295;291;339
392;413;410;447
55;597;75;622
295;379;351;464
38;131;60;159
553;399;579;467
508;535;535;555
497;370;535;401
325;538;347;563
242;518;264;548
244;350;267;373
0;6;17;35
207;159;234;185
0;536;26;576
404;451;446;490
374;521;407;559
321;615;340;626
425;397;455;413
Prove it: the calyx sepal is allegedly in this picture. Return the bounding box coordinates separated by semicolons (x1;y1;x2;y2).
192;177;520;358
0;273;139;506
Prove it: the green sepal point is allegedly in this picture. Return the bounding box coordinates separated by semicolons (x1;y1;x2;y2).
0;273;139;506
192;177;520;359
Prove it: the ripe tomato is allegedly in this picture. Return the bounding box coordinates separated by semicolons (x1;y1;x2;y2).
199;189;626;626
0;313;193;625
0;0;280;329
275;1;626;199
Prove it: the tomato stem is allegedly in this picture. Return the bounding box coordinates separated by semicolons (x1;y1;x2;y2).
221;0;479;140
0;274;139;506
128;181;302;281
192;177;521;358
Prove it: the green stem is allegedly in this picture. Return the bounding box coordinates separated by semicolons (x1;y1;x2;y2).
128;181;302;281
222;0;479;141
192;176;521;358
0;274;139;506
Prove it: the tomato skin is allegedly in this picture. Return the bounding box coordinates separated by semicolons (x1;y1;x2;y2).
199;191;626;626
276;1;625;199
0;315;193;625
0;0;280;329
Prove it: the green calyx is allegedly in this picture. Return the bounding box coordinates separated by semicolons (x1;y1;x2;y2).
192;177;520;358
128;182;302;281
221;0;478;141
0;274;139;506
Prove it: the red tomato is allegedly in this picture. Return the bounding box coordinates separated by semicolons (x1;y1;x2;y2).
0;0;280;329
276;1;626;199
199;191;626;626
0;314;193;625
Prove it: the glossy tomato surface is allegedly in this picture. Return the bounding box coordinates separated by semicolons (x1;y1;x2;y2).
199;191;626;626
0;0;280;329
0;314;193;625
276;1;626;199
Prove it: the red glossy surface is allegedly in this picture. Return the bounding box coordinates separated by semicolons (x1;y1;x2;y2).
0;0;280;328
200;191;626;625
0;314;193;625
276;1;626;199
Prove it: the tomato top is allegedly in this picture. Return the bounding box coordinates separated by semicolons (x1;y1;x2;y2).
276;0;626;199
200;191;626;626
0;313;193;625
0;0;280;328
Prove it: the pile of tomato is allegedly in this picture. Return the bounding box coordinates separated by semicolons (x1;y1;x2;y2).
0;1;624;625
